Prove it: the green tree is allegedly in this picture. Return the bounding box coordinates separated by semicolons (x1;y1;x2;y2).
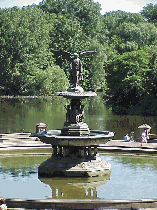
115;22;157;50
103;11;144;38
103;11;157;54
141;3;157;24
0;6;68;95
82;40;107;91
39;0;102;38
104;49;155;114
50;14;90;53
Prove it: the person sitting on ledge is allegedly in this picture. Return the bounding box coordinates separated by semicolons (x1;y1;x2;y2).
124;133;130;142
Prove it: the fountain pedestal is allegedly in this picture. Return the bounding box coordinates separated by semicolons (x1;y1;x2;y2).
38;154;111;177
60;95;91;136
62;122;90;136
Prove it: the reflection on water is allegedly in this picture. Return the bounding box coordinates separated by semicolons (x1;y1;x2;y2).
0;154;52;199
0;96;157;139
99;155;157;200
39;175;110;199
0;97;66;134
0;153;157;200
115;155;157;170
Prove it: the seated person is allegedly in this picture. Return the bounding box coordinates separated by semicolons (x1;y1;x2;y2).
124;133;130;142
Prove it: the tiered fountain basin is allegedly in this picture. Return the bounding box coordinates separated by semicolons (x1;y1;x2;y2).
37;130;114;177
55;90;97;99
37;130;114;146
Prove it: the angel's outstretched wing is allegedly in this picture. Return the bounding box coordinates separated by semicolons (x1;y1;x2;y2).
53;50;72;61
79;50;96;57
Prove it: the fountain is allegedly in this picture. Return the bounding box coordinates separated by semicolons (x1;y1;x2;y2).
37;50;114;177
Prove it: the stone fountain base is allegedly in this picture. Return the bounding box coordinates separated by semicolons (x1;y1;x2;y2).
38;154;111;178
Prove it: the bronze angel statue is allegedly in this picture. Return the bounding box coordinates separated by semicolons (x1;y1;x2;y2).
54;50;96;87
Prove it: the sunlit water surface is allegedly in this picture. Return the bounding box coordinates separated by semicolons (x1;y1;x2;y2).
0;154;157;200
1;96;157;140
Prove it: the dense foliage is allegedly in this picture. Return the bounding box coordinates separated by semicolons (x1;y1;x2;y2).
1;1;157;115
0;6;69;95
103;8;157;115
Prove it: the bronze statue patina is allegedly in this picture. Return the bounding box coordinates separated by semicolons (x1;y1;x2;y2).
53;49;97;130
54;50;96;87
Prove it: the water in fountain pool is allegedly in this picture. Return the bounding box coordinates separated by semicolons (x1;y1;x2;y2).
0;153;157;200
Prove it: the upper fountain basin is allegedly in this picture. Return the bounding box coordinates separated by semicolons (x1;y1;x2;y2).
55;91;97;99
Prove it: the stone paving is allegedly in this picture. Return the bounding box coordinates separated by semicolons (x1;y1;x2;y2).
0;133;157;154
0;133;51;150
99;140;157;154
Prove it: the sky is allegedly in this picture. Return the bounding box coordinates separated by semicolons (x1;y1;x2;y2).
0;0;157;14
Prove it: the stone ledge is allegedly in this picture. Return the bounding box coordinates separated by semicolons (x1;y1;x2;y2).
4;198;157;209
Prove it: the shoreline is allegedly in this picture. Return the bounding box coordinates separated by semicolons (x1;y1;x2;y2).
0;95;54;98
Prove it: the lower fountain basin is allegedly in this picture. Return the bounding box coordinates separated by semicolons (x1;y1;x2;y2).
36;130;114;177
36;130;114;146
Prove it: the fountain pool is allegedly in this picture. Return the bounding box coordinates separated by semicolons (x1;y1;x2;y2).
0;152;157;200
